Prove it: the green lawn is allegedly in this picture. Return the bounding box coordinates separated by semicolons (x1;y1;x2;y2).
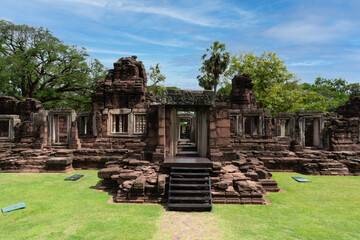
1;171;359;240
214;172;360;240
0;171;162;240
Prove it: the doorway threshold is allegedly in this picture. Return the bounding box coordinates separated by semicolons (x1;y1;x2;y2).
163;156;212;168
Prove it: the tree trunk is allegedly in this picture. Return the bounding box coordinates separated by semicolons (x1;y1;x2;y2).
213;73;219;100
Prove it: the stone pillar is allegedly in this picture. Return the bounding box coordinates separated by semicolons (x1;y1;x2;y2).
68;110;80;149
177;116;181;141
280;120;286;137
313;118;319;147
153;105;165;161
169;107;177;156
197;109;207;157
299;117;305;147
190;117;196;142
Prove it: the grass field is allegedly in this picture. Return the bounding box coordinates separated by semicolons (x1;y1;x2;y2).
214;172;360;240
0;171;162;240
0;171;359;239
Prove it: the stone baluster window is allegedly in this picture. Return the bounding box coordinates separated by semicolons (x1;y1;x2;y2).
112;114;129;133
134;114;146;134
77;113;96;136
277;119;291;137
107;108;147;136
82;116;91;135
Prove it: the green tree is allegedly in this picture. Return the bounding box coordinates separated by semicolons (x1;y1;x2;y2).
0;20;105;111
301;77;360;112
224;51;302;114
298;90;334;112
348;82;360;98
147;63;166;96
197;41;230;97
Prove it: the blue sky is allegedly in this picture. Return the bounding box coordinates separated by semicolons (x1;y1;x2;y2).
1;0;360;89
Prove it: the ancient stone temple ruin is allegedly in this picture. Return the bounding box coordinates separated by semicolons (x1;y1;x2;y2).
1;56;359;210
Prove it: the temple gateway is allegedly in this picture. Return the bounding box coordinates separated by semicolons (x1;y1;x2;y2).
1;56;359;211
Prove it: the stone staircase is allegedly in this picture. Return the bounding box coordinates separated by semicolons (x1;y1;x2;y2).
176;139;198;157
168;167;212;211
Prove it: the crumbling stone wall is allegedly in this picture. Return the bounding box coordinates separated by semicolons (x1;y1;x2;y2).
231;74;258;109
91;57;166;203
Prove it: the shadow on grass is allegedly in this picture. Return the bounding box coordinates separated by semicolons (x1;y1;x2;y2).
89;180;103;189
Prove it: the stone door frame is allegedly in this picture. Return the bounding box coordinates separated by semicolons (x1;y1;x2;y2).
168;106;208;157
48;109;75;146
298;112;324;148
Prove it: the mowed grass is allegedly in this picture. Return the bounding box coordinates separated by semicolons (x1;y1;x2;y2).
0;170;162;240
214;172;360;240
1;171;360;240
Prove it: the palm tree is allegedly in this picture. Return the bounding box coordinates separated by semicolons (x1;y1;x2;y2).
197;41;230;98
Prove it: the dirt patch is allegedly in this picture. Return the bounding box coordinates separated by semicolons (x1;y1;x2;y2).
154;211;222;240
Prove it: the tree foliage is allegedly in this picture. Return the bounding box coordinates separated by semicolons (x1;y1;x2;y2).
224;51;301;114
301;77;360;112
0;20;105;111
197;41;230;96
212;49;360;114
147;63;166;96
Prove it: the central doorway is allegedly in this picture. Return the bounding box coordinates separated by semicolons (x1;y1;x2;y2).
168;107;207;157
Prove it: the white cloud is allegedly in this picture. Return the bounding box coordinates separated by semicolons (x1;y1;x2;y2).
113;2;217;27
266;18;352;43
288;60;334;67
86;48;146;56
38;0;254;29
121;32;188;48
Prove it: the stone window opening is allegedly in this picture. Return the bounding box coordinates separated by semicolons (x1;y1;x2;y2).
0;115;20;141
107;108;147;136
281;119;291;137
274;117;294;138
134;114;146;134
0;119;10;138
244;116;262;136
113;114;129;133
229;110;265;138
78;113;95;136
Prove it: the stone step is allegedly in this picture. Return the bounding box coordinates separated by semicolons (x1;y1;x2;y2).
171;172;210;176
168;203;212;211
170;183;210;188
169;190;210;194
177;145;197;151
169;196;211;201
171;167;210;171
176;151;199;157
171;178;208;182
